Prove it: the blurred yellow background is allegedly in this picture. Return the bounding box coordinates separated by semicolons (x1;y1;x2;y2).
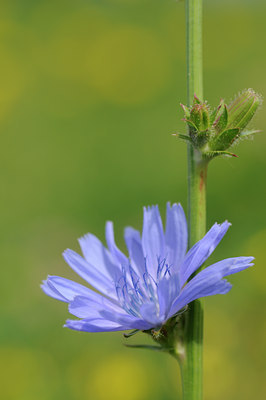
1;0;265;399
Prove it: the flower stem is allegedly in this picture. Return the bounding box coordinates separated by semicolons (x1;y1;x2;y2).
186;0;203;105
181;1;206;399
180;158;206;400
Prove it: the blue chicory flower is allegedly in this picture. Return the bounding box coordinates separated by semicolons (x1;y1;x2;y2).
42;203;253;333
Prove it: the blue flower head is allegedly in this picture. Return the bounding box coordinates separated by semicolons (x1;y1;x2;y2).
42;203;253;333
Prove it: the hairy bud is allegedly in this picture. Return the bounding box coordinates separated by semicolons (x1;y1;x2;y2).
177;89;262;160
227;89;262;131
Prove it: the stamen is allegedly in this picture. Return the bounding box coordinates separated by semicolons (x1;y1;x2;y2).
115;255;174;320
157;256;166;279
143;272;158;303
129;265;145;299
164;262;172;277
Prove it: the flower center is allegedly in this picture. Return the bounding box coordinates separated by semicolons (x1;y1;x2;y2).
115;257;172;318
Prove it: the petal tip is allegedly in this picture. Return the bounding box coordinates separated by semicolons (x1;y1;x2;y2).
223;220;232;227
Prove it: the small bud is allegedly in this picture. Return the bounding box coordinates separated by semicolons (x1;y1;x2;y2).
193;94;201;105
177;89;262;161
211;99;224;124
227;89;262;131
212;100;228;133
180;103;190;119
189;103;210;132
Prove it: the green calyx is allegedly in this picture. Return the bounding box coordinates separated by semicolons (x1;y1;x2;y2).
177;89;262;160
124;310;187;362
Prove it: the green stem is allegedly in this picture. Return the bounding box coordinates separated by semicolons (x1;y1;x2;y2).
181;1;206;399
186;0;203;104
187;154;207;246
181;158;207;400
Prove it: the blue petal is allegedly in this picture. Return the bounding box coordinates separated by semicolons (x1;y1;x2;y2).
44;276;98;302
179;221;231;286
124;227;145;275
105;221;128;266
157;274;180;320
203;256;254;277
142;205;165;277
79;233;120;280
139;302;163;327
69;295;125;318
65;318;128;332
170;274;232;316
170;256;253;316
63;249;116;298
165;203;188;271
41;279;67;302
100;309;151;330
69;298;102;319
69;297;151;330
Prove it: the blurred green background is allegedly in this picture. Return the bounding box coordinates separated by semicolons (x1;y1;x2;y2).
1;0;265;399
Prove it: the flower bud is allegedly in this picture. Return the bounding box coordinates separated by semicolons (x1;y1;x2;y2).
189;102;210;132
212;99;228;133
177;89;261;160
227;89;261;131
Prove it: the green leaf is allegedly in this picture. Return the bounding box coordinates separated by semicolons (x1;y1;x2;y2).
210;107;218;126
180;103;190;119
183;119;198;132
210;128;240;151
207;150;238;158
172;133;193;143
